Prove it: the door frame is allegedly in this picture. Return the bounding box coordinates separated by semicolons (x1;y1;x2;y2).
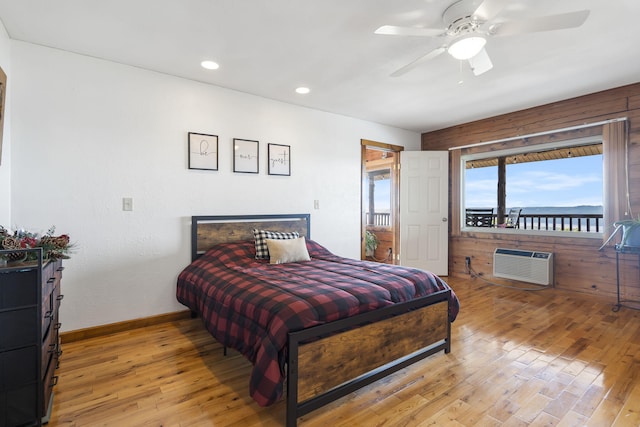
361;139;404;262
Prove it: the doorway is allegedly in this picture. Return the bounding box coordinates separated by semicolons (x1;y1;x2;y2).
361;140;403;264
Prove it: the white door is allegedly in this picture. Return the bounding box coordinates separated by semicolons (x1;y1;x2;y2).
399;151;449;275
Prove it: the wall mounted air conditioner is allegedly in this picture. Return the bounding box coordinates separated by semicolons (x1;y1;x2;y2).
493;248;553;286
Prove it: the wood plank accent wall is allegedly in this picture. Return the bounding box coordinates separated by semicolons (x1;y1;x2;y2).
421;82;640;300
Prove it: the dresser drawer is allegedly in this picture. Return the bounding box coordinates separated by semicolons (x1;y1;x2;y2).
53;260;63;282
0;383;39;427
0;269;38;310
42;318;61;377
0;308;38;351
53;284;63;368
0;346;38;388
41;261;56;299
41;324;56;380
41;354;58;418
42;288;53;343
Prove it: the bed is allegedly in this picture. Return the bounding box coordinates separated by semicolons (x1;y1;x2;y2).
176;214;459;426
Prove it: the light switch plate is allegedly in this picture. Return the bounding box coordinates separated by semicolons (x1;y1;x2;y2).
122;197;133;211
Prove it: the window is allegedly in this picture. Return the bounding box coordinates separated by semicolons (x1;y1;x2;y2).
461;136;604;234
365;168;392;227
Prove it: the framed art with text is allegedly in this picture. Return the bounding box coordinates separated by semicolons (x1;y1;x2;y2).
268;143;291;176
233;138;259;173
188;132;218;171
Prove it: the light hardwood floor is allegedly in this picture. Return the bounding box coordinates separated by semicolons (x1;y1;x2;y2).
49;277;640;426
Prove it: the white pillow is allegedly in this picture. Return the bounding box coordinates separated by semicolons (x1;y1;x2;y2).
265;237;311;264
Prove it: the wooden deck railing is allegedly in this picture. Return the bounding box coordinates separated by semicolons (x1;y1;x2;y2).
372;211;605;233
513;213;603;232
366;212;391;226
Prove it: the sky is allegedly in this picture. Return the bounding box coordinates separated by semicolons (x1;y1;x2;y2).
373;178;391;212
465;154;603;209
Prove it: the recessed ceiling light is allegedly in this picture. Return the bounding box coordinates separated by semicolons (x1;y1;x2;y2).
295;87;310;94
201;60;220;70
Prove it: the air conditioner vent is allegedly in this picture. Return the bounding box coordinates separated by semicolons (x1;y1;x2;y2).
493;248;553;286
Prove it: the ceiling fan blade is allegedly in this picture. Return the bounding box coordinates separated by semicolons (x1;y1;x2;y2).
490;10;590;37
468;48;493;76
375;25;444;37
472;0;509;21
390;47;447;77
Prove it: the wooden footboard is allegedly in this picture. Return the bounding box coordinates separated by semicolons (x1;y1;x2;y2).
286;290;451;427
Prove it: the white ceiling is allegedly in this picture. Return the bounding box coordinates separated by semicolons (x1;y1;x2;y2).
0;0;639;133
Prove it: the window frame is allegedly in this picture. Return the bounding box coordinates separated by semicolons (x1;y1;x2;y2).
460;135;604;238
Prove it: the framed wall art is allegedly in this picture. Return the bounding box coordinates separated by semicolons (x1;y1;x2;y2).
268;143;291;176
188;132;218;171
233;138;259;173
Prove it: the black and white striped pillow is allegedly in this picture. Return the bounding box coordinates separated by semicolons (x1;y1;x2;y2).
253;229;300;259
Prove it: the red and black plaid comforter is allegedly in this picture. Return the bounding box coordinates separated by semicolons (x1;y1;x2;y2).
176;239;459;407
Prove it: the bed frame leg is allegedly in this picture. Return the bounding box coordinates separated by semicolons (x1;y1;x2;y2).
223;346;227;356
287;337;299;427
445;320;452;354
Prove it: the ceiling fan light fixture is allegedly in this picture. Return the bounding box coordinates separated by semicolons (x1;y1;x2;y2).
447;36;486;60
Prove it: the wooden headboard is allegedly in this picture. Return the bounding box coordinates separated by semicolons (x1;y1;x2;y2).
191;214;311;261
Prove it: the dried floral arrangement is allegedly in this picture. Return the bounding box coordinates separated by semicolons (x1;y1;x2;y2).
0;225;73;262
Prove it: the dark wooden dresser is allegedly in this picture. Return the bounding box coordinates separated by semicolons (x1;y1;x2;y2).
0;249;63;426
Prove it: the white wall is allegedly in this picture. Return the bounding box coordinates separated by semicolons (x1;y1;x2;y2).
0;21;10;225
10;41;420;331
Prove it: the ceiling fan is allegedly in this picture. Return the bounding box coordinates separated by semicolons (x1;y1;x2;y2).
375;0;590;77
